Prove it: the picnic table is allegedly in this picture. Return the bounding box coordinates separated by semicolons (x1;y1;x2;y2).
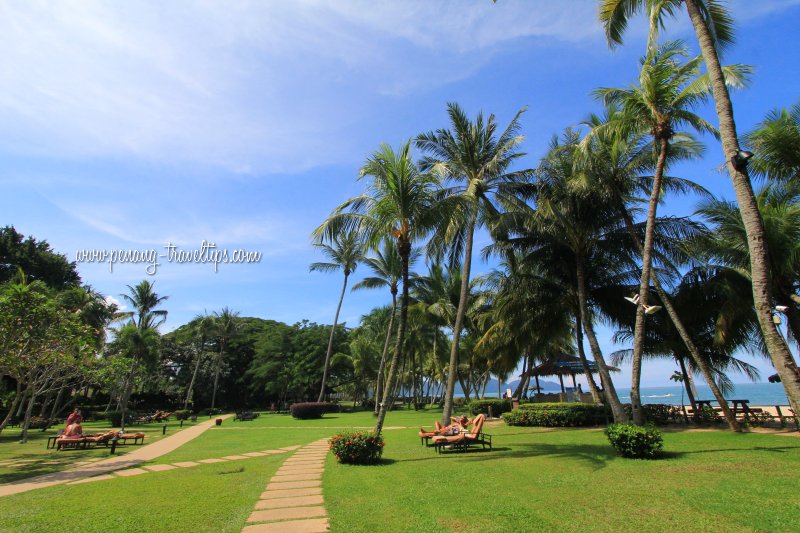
694;400;714;409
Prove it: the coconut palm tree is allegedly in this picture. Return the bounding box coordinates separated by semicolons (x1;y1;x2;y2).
310;230;365;402
580;103;741;430
351;239;420;414
692;183;800;349
183;312;214;410
599;0;800;429
746;101;800;184
210;307;240;410
593;40;743;424
416;102;531;425
313;140;446;436
117;280;168;331
499;130;634;421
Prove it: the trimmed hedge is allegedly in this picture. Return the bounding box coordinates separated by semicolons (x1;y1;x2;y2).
329;431;384;464
469;399;512;418
605;423;664;459
622;403;682;425
290;402;338;419
174;409;192;421
503;402;607;427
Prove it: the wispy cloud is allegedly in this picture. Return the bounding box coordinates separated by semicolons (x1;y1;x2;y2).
0;1;611;175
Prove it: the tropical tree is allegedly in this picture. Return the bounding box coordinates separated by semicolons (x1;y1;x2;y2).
117;280;168;331
599;0;800;428
416;102;531;425
309;230;364;402
593;40;745;425
746;101;800;184
210;307;240;410
352;239;419;413
313;140;445;435
498;130;633;421
184;312;215;410
113;323;160;430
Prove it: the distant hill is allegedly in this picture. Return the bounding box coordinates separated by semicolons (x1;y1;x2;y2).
454;377;562;397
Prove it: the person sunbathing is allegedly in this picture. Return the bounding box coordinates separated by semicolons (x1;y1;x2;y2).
63;421;83;437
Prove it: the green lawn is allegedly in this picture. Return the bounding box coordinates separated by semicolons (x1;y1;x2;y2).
0;418;201;484
0;408;798;532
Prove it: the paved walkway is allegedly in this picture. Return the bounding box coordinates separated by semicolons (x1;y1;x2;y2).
0;414;232;497
242;439;330;532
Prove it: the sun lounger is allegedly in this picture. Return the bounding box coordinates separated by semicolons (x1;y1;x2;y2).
419;421;446;445
432;414;492;453
119;432;146;445
56;436;88;451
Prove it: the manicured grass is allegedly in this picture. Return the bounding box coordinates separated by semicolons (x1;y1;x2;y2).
0;455;283;533
325;421;800;532
2;408;798;532
0;418;201;483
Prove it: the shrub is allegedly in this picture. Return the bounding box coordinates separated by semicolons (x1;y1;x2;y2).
504;402;607;427
693;406;721;425
329;431;384;464
605;423;664;459
469;399;511;418
290;402;337;419
202;407;222;416
103;410;124;426
27;416;56;429
621;404;681;425
174;410;192;421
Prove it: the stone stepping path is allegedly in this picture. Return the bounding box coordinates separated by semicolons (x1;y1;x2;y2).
65;445;303;485
243;439;330;532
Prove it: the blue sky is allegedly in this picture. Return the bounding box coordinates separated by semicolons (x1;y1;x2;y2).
2;1;799;388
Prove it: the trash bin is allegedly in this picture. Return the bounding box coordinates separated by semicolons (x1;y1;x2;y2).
215;418;223;426
511;398;520;410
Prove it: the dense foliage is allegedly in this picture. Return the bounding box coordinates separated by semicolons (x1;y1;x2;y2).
503;403;608;427
290;402;338;419
605;423;664;459
468;399;512;417
329;431;384;464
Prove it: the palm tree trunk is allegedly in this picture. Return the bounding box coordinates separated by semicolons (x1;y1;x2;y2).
575;312;603;403
319;273;349;402
374;291;397;415
375;240;410;436
685;0;800;423
441;216;476;426
677;356;697;409
211;339;226;410
616;199;740;430
184;348;204;411
513;354;529;399
576;253;627;422
630;136;669;424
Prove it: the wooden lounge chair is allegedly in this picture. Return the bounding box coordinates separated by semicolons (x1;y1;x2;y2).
47;429;65;449
432;414;492;453
119;432;146;445
84;431;117;448
56;436;88;451
419;421;446;446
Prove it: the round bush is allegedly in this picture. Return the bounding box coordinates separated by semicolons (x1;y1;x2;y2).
469;399;511;417
174;409;192;421
290;402;337;419
103;410;123;426
605;423;664;459
329;431;384;464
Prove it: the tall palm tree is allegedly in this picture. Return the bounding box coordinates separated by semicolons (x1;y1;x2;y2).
599;0;800;428
500;130;634;421
746;101;800;184
580;104;741;430
310;230;365;402
593;40;742;424
692;183;800;349
184;312;214;410
210;307;240;410
351;239;419;414
416;102;531;425
118;280;168;331
313;140;445;436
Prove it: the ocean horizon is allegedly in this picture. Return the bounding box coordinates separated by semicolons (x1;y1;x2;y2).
456;382;790;406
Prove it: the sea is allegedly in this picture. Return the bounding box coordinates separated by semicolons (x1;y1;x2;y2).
616;382;790;406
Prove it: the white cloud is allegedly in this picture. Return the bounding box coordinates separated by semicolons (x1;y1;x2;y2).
104;295;125;311
0;1;606;175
